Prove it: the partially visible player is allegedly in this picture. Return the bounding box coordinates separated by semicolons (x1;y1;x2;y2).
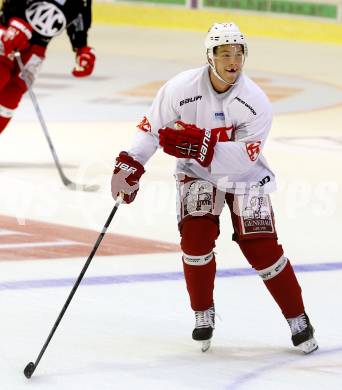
111;22;318;354
0;0;95;134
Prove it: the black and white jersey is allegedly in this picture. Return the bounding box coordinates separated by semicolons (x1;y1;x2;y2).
0;0;92;49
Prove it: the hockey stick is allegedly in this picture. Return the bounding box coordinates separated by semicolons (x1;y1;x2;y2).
14;52;99;192
23;197;123;379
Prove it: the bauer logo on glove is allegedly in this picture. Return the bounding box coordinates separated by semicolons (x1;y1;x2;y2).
115;161;138;174
111;151;145;204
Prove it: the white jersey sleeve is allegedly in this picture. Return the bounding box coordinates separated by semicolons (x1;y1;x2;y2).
128;78;181;165
146;79;180;134
128;130;159;165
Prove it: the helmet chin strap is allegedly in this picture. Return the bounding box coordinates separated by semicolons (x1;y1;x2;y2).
207;51;244;87
209;62;238;86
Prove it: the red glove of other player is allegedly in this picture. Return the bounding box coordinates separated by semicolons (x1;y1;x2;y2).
158;121;217;167
72;46;96;77
0;18;32;56
111;152;145;204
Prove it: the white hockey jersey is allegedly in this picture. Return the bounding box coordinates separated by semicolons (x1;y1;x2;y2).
129;65;276;194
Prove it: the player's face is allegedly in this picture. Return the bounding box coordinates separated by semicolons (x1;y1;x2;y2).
213;44;244;84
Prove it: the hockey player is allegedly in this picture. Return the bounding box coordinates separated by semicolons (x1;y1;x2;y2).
111;23;318;354
0;0;95;134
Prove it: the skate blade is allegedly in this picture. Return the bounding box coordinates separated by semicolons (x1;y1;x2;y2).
298;337;318;354
200;340;211;352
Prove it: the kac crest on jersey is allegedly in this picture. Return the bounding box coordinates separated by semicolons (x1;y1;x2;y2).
137;116;152;133
246;141;261;161
25;2;67;37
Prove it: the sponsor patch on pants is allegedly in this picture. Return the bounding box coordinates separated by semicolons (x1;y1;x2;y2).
235;194;275;236
181;180;215;218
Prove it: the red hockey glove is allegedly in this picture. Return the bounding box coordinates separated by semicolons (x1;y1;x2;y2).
72;46;96;77
111;151;145;204
0;18;32;56
158;121;217;167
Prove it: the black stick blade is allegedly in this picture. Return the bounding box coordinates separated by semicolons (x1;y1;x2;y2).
24;362;35;379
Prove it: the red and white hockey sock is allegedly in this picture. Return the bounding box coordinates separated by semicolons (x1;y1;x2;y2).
259;257;305;318
182;253;216;311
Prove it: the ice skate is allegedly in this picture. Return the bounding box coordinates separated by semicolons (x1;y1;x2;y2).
192;305;215;352
287;312;318;354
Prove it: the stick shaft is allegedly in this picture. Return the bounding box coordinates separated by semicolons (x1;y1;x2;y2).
31;200;122;373
15;52;71;186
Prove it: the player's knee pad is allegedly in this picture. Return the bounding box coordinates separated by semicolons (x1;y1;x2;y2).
257;255;288;281
180;217;219;261
0;105;14;133
183;251;215;266
0;104;15;119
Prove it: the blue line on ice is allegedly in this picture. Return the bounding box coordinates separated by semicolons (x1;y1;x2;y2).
0;261;341;291
224;346;342;389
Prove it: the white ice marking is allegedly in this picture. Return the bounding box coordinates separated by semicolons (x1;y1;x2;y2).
0;240;88;249
0;229;31;237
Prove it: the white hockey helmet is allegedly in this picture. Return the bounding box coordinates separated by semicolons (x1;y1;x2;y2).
205;22;248;57
205;22;248;85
